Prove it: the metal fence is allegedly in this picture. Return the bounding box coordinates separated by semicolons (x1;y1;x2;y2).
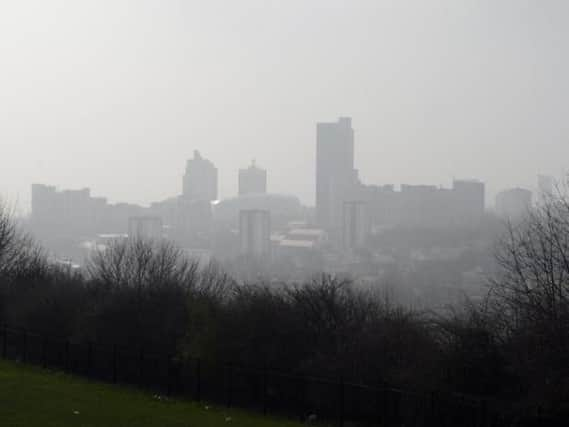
0;324;554;426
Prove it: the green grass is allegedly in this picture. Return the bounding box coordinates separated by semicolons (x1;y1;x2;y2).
0;359;301;427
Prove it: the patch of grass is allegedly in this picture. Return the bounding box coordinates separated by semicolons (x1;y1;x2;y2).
0;359;301;427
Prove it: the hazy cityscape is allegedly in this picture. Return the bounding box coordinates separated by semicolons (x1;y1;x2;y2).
1;2;568;426
24;115;556;308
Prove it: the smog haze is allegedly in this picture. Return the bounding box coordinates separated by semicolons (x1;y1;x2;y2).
1;0;568;209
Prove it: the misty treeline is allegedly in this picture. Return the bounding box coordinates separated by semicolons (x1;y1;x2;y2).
0;198;568;417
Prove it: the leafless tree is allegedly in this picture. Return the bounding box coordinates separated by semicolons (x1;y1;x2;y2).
86;237;201;291
489;183;569;406
0;202;47;282
491;189;569;339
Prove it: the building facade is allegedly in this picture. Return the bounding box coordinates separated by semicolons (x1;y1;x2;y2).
238;160;267;196
183;150;218;201
495;188;532;220
342;201;370;250
128;216;163;240
362;180;485;229
239;209;271;258
316;117;359;228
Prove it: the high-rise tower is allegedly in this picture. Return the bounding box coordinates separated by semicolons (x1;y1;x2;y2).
238;160;267;196
182;150;218;201
316;117;359;228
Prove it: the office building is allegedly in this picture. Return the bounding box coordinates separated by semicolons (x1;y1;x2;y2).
342;201;369;250
128;216;163;240
316;117;359;228
239;160;267;196
452;179;485;221
183;150;218;201
362;179;486;228
31;183;146;235
239;209;271;258
495;188;532;220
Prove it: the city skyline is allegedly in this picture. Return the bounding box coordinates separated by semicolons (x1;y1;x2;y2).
3;121;565;214
2;3;569;423
24;122;554;215
1;1;568;212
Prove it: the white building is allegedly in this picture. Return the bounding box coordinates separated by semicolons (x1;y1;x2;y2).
239;209;271;258
342;201;369;251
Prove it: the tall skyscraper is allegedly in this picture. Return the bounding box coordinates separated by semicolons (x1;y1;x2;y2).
239;209;271;258
182;150;218;201
316;117;359;228
238;160;267;196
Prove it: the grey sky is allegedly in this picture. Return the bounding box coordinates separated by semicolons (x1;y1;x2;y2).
1;0;568;212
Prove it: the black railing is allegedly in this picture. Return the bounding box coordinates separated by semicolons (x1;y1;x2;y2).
0;324;552;426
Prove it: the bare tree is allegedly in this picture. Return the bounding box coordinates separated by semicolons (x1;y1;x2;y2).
86;237;200;291
0;202;47;282
491;190;569;336
489;184;569;407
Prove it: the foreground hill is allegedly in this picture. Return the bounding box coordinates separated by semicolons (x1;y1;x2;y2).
0;360;301;427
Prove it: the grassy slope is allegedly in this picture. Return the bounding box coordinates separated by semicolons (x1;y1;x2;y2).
0;360;301;427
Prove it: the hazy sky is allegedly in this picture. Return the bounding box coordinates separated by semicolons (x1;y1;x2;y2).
1;0;568;212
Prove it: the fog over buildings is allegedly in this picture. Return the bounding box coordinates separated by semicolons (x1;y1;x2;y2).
3;4;569;422
1;1;569;212
1;0;569;303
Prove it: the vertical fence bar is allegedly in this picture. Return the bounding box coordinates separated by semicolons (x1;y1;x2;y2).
166;355;172;396
338;377;345;427
112;344;118;384
430;391;436;425
138;346;144;386
64;340;70;371
480;398;487;427
22;330;28;363
195;358;201;402
42;338;47;368
298;377;306;423
226;363;233;408
375;385;382;427
262;365;268;415
86;342;93;376
383;388;390;426
2;324;6;359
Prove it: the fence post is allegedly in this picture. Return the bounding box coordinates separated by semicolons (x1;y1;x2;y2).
430;391;436;424
536;405;543;427
138;346;144;386
112;344;118;384
22;330;27;363
338;377;345;427
166;355;172;396
375;384;382;426
42;338;47;368
383;388;390;426
480;398;488;427
2;324;6;359
262;365;268;415
298;377;306;422
226;363;233;408
64;340;70;371
86;342;93;376
195;358;201;402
